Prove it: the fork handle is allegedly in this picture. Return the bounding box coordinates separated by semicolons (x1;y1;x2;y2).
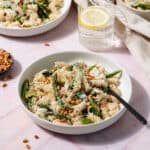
108;88;147;125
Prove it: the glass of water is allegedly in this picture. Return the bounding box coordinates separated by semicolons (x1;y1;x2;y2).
78;1;115;51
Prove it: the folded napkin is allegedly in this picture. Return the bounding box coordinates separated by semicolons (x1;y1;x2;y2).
115;18;150;79
74;0;150;79
114;6;150;79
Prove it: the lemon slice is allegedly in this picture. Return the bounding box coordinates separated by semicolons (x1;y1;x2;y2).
78;6;110;30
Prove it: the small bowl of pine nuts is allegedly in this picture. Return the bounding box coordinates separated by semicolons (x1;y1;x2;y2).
0;48;14;75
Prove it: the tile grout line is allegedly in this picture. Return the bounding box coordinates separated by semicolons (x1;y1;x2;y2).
0;104;21;120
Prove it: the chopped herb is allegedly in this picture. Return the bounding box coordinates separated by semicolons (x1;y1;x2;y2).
80;117;93;124
14;15;22;22
106;70;122;78
76;91;86;100
101;86;109;93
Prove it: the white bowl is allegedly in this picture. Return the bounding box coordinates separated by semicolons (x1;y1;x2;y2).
18;51;132;135
0;0;72;37
117;0;150;20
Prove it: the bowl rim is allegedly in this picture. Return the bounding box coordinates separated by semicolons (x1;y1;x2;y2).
117;0;150;13
18;51;132;128
0;0;72;31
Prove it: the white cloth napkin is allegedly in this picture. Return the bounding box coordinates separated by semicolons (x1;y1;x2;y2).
115;17;150;79
74;0;88;8
115;5;150;38
74;0;150;79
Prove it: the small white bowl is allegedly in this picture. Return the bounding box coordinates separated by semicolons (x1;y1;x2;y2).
18;51;132;135
117;0;150;20
0;0;72;37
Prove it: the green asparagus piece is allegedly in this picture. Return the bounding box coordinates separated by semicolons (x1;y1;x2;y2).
23;0;27;12
69;67;84;89
38;104;52;111
89;98;102;117
80;117;93;124
21;80;33;107
38;103;71;120
52;74;68;108
46;111;70;120
68;75;76;89
88;64;96;71
106;70;122;78
132;3;150;10
54;112;70;120
37;0;50;19
21;79;29;100
52;74;59;97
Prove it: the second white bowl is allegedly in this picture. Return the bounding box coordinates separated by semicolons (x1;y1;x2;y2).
117;0;150;20
0;0;72;37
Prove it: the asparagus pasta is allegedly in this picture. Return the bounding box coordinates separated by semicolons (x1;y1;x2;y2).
123;0;150;10
0;0;63;28
22;62;122;126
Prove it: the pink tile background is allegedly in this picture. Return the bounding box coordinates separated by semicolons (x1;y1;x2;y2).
0;7;150;150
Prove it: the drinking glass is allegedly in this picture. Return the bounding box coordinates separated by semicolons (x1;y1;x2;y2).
78;1;128;51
